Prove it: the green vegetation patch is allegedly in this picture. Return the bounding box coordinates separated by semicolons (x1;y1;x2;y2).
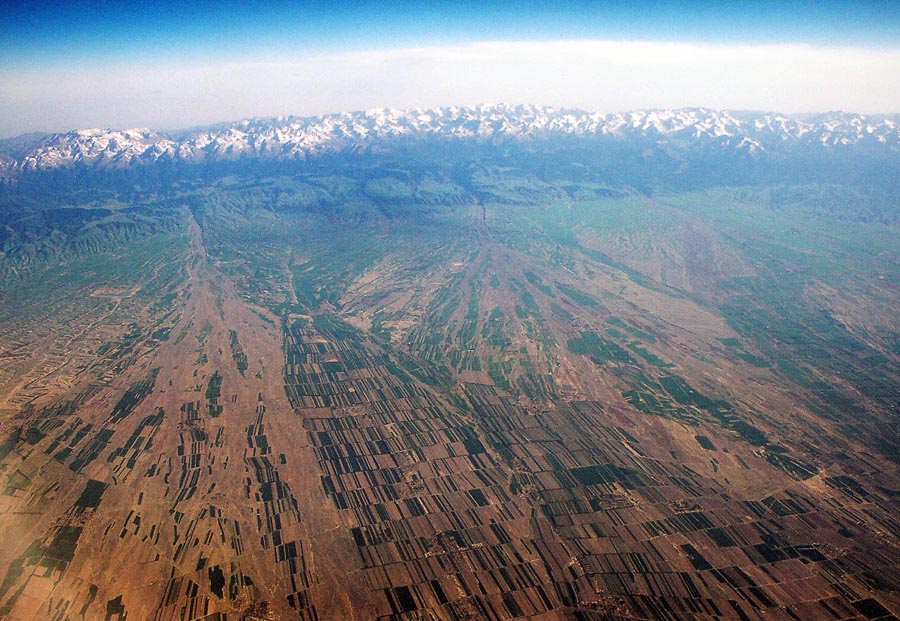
228;330;248;375
110;369;159;424
607;317;657;343
523;271;555;297
481;308;508;347
766;452;819;481
312;314;363;343
695;435;716;450
619;371;769;446
205;371;223;417
556;283;602;309
567;331;633;364
515;290;541;319
628;343;674;368
487;357;513;392
73;479;109;510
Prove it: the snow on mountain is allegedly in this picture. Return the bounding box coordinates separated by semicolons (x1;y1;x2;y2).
7;106;899;172
19;128;176;171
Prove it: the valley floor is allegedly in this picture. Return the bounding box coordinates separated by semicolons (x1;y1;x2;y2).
0;199;898;621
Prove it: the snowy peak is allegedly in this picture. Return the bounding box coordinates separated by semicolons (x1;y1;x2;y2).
6;106;899;172
20;128;175;171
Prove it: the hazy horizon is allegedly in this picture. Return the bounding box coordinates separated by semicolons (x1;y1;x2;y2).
1;0;899;137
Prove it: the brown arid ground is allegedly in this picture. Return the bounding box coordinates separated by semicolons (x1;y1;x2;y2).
0;206;899;621
0;215;367;620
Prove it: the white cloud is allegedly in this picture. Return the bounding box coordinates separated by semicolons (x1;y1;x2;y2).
1;40;898;135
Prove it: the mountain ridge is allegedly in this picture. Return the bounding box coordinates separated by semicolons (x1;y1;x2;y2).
4;105;898;173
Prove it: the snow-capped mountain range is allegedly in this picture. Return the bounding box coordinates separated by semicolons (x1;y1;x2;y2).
4;105;899;172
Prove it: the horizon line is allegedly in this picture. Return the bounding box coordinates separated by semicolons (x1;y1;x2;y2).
3;105;899;141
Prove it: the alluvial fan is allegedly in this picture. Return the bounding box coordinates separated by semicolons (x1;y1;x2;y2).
0;107;898;620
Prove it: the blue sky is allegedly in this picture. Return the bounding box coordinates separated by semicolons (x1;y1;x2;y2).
1;1;898;135
3;0;899;64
